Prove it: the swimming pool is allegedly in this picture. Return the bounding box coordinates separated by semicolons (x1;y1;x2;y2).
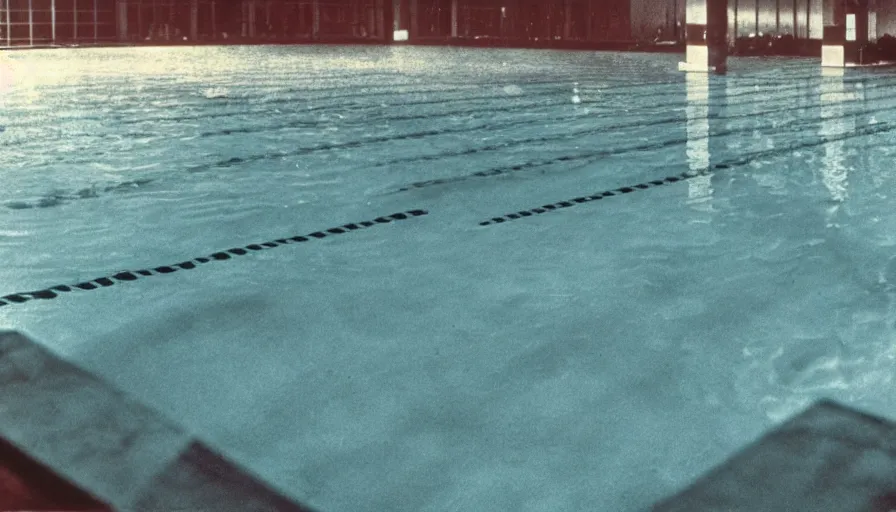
2;44;896;511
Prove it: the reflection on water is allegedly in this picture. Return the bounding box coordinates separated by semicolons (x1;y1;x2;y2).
685;72;714;208
819;67;854;212
681;66;877;222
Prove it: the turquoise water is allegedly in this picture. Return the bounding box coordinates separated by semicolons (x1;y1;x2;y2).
2;45;896;511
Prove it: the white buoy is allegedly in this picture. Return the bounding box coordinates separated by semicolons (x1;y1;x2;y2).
572;82;581;104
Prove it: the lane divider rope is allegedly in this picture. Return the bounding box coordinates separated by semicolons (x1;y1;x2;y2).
477;171;708;226
477;120;894;226
0;210;428;308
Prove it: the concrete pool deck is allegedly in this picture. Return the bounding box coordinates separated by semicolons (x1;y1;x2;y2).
2;330;895;511
0;330;314;511
654;400;896;511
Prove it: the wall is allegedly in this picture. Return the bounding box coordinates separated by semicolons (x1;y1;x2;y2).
630;0;674;40
877;0;896;37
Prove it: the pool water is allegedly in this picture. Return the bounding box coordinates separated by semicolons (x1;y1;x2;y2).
2;45;896;511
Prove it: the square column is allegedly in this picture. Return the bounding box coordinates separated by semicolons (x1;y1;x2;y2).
117;0;127;40
190;0;198;41
248;0;256;38
375;0;384;39
822;0;877;67
264;0;270;32
409;0;417;40
679;0;728;74
5;0;11;47
822;0;847;66
312;0;320;39
585;0;593;41
844;0;875;66
563;0;571;39
450;0;457;37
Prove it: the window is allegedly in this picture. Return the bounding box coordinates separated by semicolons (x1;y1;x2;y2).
845;13;855;42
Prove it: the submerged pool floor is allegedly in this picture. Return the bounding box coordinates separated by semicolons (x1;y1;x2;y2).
3;45;896;511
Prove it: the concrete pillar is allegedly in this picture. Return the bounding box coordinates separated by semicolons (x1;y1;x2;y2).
249;0;256;37
312;0;320;39
409;0;417;40
679;0;728;73
392;0;399;30
869;0;878;41
265;0;270;31
73;0;77;40
563;0;571;39
585;0;593;41
375;0;385;39
731;0;737;39
5;0;11;46
807;0;812;37
450;0;457;37
402;0;412;31
755;0;759;35
117;0;127;40
503;0;518;39
93;0;97;41
499;0;504;38
51;0;56;42
189;0;197;40
821;0;846;66
850;0;874;62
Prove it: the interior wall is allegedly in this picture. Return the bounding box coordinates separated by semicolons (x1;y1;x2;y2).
877;0;896;37
629;0;670;39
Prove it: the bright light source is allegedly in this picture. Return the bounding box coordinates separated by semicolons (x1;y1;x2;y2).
393;30;408;42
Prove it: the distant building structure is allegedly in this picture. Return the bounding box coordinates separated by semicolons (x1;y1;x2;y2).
0;0;117;46
1;0;896;55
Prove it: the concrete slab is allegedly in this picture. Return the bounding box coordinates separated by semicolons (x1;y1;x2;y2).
0;331;316;512
653;400;896;512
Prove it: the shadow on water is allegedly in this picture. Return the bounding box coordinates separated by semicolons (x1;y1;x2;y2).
4;179;155;210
